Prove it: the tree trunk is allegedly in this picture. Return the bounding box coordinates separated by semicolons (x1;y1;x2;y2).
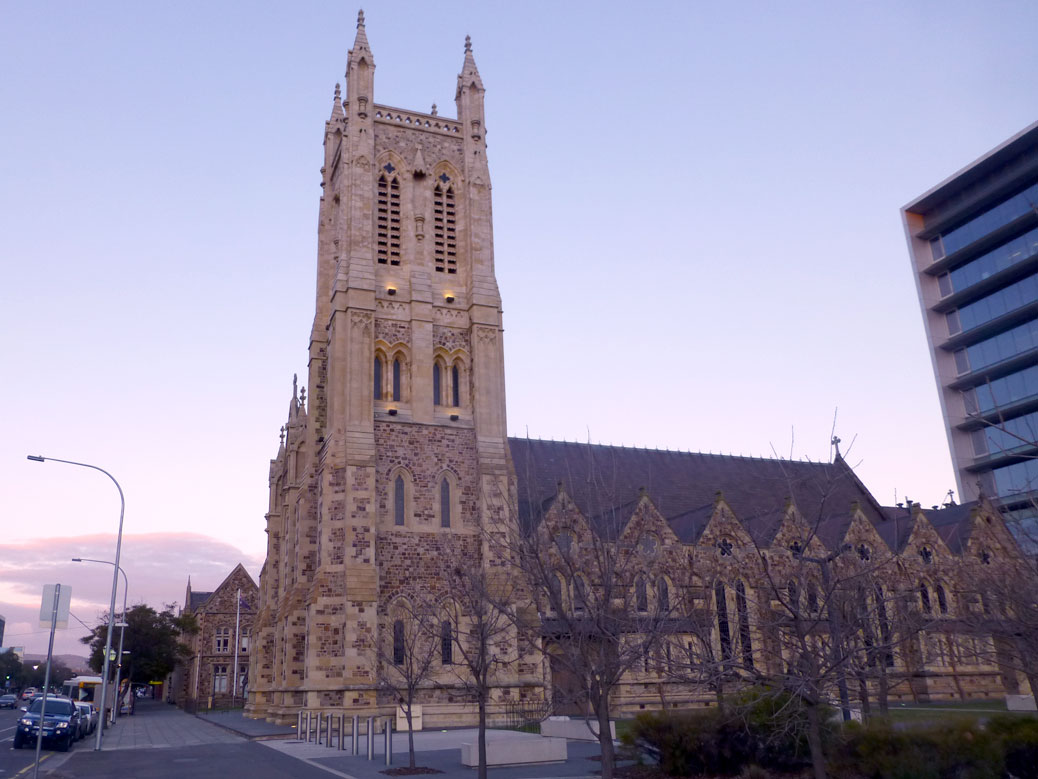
477;692;487;779
406;704;415;769
595;688;615;779
880;664;888;714
857;674;871;722
805;702;828;779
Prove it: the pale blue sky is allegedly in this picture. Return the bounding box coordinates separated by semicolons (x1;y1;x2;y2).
2;0;1036;654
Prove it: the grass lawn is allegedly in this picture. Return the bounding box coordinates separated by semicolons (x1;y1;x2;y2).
883;699;1036;725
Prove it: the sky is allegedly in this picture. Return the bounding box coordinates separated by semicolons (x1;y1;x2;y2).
2;0;1037;657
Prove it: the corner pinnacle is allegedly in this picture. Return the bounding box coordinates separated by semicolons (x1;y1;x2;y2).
464;34;472;53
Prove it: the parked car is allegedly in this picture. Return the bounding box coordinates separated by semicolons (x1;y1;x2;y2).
0;694;17;709
13;696;80;752
20;687;37;701
74;701;97;737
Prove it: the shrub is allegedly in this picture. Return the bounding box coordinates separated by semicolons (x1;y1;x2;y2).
832;719;1003;779
623;688;825;776
986;714;1038;779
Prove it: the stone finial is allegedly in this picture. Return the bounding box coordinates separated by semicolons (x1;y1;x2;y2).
292;373;298;400
279;426;286;445
357;9;365;27
299;386;306;405
335;83;341;99
831;435;841;458
464;34;472;53
413;146;428;176
430;102;437;116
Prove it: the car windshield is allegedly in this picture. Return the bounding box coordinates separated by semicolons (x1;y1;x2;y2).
28;699;74;715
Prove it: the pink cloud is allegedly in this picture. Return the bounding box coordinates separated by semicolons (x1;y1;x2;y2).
0;533;262;657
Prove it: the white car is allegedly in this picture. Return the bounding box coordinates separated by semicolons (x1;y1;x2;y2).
74;702;98;738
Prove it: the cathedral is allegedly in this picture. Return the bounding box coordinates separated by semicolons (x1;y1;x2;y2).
244;14;1034;726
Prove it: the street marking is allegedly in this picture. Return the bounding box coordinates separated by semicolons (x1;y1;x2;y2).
12;753;51;778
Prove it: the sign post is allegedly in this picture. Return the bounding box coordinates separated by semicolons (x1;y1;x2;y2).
34;583;70;779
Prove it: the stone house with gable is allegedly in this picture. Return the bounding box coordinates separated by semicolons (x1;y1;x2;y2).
171;564;258;710
244;13;1035;726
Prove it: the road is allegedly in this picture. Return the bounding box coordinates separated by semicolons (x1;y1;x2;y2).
0;704;82;778
1;701;336;778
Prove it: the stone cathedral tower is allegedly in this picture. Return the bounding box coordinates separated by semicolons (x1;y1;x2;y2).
246;14;537;725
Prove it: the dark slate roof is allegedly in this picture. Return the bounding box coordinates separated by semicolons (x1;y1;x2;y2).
925;502;978;553
508;439;887;547
189;591;213;611
878;502;979;553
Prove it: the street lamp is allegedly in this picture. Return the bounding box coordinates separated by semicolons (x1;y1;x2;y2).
29;455;124;752
72;558;128;723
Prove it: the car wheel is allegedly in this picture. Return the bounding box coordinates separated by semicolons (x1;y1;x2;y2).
13;734;23;749
57;734;70;752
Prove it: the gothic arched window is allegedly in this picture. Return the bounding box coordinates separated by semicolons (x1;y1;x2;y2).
440;621;453;664
392;619;405;665
440;478;451;528
451;364;460;407
715;583;733;661
920;583;932;615
394;475;405;526
377;170;401;265
657;578;670;613
433;179;457;273
735;581;754;668
392;358;402;401
433;362;442;405
573;577;586;614
635;578;648;613
936;584;948;615
374;356;383;400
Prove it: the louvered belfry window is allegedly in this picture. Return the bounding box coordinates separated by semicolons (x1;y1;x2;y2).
433;174;457;273
377;165;401;265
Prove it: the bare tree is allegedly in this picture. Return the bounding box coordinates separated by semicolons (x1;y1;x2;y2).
510;485;687;779
375;588;439;769
436;534;526;779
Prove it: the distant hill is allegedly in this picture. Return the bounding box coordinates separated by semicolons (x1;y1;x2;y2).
23;654;92;675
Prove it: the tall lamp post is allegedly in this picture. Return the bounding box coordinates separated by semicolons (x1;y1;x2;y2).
28;455;124;752
72;558;128;721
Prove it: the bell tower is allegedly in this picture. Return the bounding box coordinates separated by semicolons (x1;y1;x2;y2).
249;11;528;723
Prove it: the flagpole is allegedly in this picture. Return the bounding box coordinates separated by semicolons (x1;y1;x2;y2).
232;587;241;707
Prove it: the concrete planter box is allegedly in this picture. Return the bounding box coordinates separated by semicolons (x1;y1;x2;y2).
540;717;616;741
461;736;567;766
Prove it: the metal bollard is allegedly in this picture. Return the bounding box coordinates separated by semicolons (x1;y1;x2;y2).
305;710;313;743
352;714;359;754
297;710;304;741
384;719;392;766
366;716;374;760
338;714;346;751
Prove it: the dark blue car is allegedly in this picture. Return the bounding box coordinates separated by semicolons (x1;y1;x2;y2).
13;696;80;752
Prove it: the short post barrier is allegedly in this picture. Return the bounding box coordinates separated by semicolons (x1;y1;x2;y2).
305;711;313;743
352;714;359;754
338;714;346;751
321;712;328;745
384;719;392;766
366;716;374;760
297;710;304;741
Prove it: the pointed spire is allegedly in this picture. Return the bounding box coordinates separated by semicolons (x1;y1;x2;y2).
458;34;483;89
353;9;370;54
330;82;343;120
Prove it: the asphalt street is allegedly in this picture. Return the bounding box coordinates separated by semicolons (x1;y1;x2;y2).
46;742;341;779
0;704;85;778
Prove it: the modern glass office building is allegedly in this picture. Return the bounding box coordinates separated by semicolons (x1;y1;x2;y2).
904;121;1038;526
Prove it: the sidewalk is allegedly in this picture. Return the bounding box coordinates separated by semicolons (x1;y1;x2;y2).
195;707;297;739
259;725;614;779
89;698;245;750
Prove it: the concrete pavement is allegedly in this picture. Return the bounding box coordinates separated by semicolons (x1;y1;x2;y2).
38;699;622;779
